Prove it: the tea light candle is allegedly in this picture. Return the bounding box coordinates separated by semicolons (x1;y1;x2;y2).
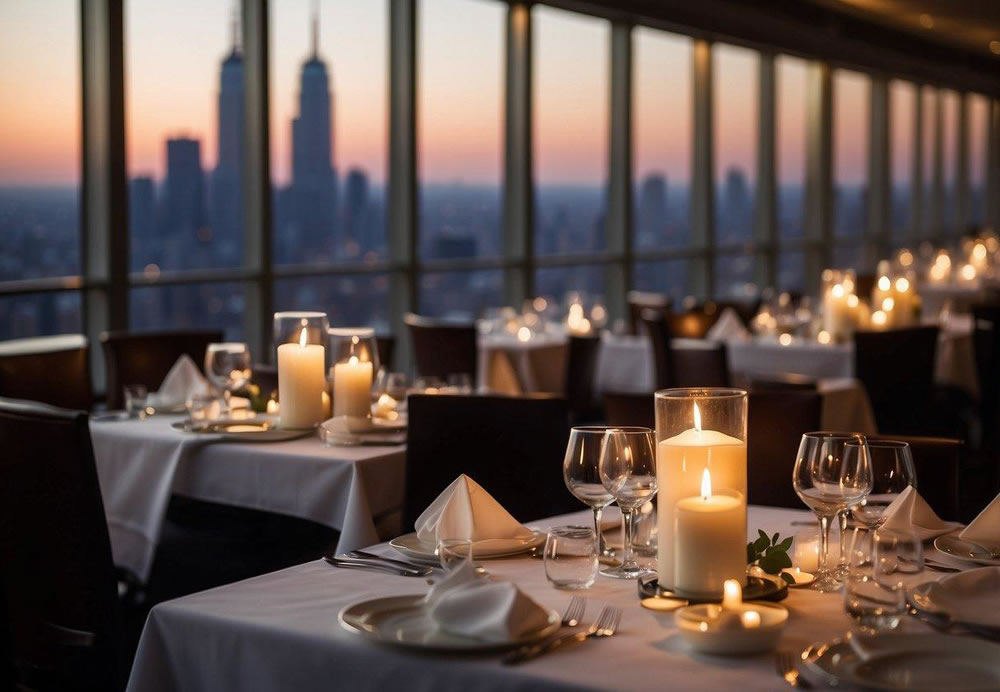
674;581;788;655
277;328;325;429
332;355;373;419
673;469;747;598
793;530;840;572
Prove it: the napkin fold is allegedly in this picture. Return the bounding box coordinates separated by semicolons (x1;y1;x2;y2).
706;307;751;343
879;485;961;541
148;355;211;411
415;475;534;548
960;493;1000;550
425;560;550;642
919;567;1000;628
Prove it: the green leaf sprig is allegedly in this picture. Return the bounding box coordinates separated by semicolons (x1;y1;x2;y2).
747;530;794;584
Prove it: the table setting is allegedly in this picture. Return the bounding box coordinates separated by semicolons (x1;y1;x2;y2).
125;383;1000;692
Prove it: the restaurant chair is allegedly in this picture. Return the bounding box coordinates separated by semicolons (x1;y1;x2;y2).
101;329;223;410
565;334;602;423
404;394;577;527
404;313;477;381
747;391;823;509
603;391;655;429
637;308;677;389
0;397;123;691
674;342;731;388
867;435;962;523
376;335;396;371
0;334;93;411
972;304;1000;449
746;373;817;393
626;291;670;336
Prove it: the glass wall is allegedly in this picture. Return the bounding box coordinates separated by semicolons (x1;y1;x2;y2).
776;55;808;292
713;44;757;250
889;80;914;245
832;69;869;241
969;94;989;226
941;90;959;230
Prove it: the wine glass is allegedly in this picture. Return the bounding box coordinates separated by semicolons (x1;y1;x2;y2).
792;432;873;592
598;427;658;579
563;426;646;558
844;529;923;634
849;440;916;563
204;343;252;414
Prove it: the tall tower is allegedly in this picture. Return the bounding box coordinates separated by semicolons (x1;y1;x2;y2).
290;3;337;256
163;137;204;240
211;8;244;264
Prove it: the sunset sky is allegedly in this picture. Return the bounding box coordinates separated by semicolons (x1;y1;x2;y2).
0;0;963;189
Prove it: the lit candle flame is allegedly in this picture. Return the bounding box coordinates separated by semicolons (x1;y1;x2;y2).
700;467;712;500
741;610;761;628
298;328;308;348
722;579;741;610
693;402;702;433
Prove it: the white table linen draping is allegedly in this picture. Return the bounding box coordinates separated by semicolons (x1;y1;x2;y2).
126;505;958;692
478;332;568;395
90;416;405;581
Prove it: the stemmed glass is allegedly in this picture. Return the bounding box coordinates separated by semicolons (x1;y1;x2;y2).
204;343;252;415
792;432;873;592
849;440;916;563
598;427;659;579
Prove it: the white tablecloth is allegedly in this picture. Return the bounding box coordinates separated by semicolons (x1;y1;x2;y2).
90;416;405;581
126;505;957;692
478;332;569;395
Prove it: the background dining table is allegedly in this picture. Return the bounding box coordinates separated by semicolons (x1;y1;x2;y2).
124;505;959;692
90;415;405;582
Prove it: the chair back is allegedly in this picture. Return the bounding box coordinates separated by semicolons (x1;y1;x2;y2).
602;392;655;429
376;335;396;372
0;397;121;691
853;326;938;435
101;329;223;409
674;343;730;387
627;291;670;336
868;435;962;523
972;304;1000;440
404;394;576;528
746;373;817;393
747;391;823;509
637;308;676;389
404;314;477;380
0;335;93;410
565;334;602;422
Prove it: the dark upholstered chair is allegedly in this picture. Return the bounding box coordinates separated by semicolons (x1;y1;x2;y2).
565;334;602;422
853;326;938;435
637;307;676;390
972;304;1000;448
868;435;963;523
0;397;122;691
101;329;223;409
747;391;823;509
746;373;817;393
404;313;477;381
674;343;731;388
404;394;576;528
376;335;396;372
627;291;670;336
0;335;93;410
603;392;655;429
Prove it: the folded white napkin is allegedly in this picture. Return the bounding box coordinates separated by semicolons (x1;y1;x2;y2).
919;567;1000;628
960;493;1000;550
425;560;550;642
879;485;961;541
415;474;534;550
706;307;751;343
148;355;211;411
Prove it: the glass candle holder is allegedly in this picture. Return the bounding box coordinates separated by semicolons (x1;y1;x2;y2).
655;388;748;594
273;312;328;429
328;327;378;424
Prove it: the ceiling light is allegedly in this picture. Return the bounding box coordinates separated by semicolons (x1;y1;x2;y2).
918;14;934;29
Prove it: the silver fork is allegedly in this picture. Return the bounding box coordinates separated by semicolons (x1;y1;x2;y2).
503;606;620;664
561;596;586;627
775;650;809;688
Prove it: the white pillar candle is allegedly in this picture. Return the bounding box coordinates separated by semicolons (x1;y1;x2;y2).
673;469;747;598
277;329;326;429
657;403;747;590
332;356;373;419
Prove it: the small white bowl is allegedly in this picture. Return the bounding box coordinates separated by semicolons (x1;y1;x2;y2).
675;602;788;655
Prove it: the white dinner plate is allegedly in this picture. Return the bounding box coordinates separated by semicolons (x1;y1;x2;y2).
909;567;1000;631
934;534;1000;566
389;531;546;565
801;634;1000;691
338;594;560;653
170;417;314;442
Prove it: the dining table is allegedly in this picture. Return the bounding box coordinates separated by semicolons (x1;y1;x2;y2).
124;504;968;692
90;414;406;582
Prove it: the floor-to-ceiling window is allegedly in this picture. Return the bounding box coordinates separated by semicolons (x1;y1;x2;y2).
832;69;869;269
775;55;808;292
969;93;990;227
889;79;915;247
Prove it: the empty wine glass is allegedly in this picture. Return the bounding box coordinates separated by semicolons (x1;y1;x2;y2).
793;432;873;592
563;426;646;558
844;529;923;634
850;440;916;563
598;427;658;579
204;343;252;414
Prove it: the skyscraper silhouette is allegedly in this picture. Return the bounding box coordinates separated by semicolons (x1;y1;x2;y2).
637;173;668;248
290;4;337;257
163;137;204;242
211;10;244;264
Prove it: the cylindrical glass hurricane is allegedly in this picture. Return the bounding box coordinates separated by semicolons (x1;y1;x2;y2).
655;388;748;596
273;312;328;429
328;327;378;425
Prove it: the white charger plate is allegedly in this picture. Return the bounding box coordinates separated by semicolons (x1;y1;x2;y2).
338;594;559;653
801;634;1000;691
910;568;1000;631
389;531;546;565
934;534;1000;566
170;417;314;442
